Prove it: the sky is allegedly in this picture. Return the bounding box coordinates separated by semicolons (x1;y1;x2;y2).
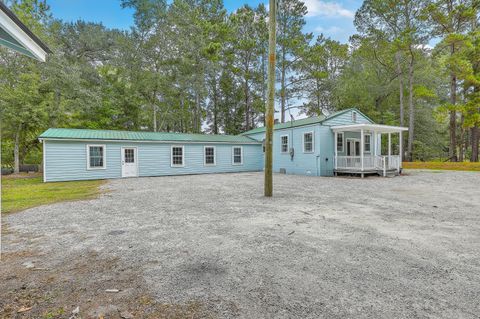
47;0;362;43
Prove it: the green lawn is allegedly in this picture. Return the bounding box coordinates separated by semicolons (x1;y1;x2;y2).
403;161;480;172
1;175;105;214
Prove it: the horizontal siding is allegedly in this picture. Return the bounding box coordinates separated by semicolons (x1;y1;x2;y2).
44;141;263;182
318;126;335;176
323;109;372;126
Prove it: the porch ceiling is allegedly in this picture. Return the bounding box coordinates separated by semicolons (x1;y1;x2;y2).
331;123;408;133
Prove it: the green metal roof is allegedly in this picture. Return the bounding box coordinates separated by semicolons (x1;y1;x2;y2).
241;116;326;135
39;128;260;144
240;108;373;135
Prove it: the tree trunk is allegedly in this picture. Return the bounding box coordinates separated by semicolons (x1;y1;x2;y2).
244;78;250;131
395;51;405;161
153;103;157;132
407;52;414;162
449;43;458;162
459;113;465;162
280;48;286;123
13;124;22;174
213;82;218;134
471;125;479;162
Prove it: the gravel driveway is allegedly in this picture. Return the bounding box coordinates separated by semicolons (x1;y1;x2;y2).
2;170;480;318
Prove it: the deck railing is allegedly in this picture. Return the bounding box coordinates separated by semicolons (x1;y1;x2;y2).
335;155;401;172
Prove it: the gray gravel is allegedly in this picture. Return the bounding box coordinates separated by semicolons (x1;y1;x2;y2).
4;170;480;318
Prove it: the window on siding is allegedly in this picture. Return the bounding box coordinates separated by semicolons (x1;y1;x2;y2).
204;146;215;165
281;135;288;153
352;111;357;123
303;132;314;153
171;146;184;167
337;133;344;152
232;146;243;165
124;148;135;163
87;145;105;169
364;134;371;152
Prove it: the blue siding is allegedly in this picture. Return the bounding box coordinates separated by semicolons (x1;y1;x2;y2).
318;126;335;176
44;140;263;182
323;109;372;126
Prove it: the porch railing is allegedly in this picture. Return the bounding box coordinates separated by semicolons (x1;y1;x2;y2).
335;155;401;172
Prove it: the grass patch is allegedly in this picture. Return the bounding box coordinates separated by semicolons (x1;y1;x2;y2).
1;175;105;214
403;161;480;172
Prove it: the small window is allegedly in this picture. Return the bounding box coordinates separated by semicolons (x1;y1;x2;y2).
124;148;135;163
303;132;314;153
204;146;216;165
171;146;184;167
352;111;357;123
281;135;289;153
364;134;371;153
87;145;106;169
232;146;243;165
337;133;344;152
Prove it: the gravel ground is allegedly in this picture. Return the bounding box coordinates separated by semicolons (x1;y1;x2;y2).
2;170;480;318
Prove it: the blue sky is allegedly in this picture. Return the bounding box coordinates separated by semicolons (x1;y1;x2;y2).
47;0;362;43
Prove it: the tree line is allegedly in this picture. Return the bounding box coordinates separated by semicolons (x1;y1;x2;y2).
1;0;479;173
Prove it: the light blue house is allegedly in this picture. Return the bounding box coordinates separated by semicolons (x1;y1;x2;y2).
39;108;407;182
242;108;407;177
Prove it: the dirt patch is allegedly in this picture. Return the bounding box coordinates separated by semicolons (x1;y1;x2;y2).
0;250;214;319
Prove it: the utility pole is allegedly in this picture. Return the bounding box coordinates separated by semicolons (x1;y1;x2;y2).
264;0;276;197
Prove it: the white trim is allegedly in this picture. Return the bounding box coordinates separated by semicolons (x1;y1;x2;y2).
0;8;47;61
303;131;314;153
42;139;46;182
232;146;243;165
364;133;372;153
280;134;289;154
332;123;408;133
346;138;360;156
336;132;344;153
38;138;261;145
203;145;216;166
121;146;139;178
360;128;364;171
86;144;106;170
170;145;185;167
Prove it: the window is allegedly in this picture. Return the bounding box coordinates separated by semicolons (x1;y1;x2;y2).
124;148;135;163
87;145;106;169
281;135;289;153
232;146;243;165
303;132;314;153
262;139;265;153
171;146;184;167
337;133;344;152
204;146;216;165
352;111;357;123
364;134;371;153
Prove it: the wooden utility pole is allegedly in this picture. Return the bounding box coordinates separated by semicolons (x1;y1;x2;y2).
264;0;276;197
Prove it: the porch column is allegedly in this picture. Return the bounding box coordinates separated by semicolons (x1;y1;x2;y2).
360;128;364;172
399;131;403;168
388;133;391;168
334;131;338;170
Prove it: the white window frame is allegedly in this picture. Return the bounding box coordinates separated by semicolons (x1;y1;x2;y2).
364;133;372;153
86;144;106;170
337;132;344;153
352;111;358;123
204;146;216;166
280;135;289;154
232;146;243;165
171;145;185;167
303;131;314;153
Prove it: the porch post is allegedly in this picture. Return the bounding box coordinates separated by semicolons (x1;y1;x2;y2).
388;133;391;169
399;131;403;169
360;128;364;173
334;131;338;170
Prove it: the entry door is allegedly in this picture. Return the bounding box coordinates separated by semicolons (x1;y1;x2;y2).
347;139;360;156
121;147;138;177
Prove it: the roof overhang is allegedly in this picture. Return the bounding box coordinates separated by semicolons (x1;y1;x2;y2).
0;1;51;61
331;123;408;134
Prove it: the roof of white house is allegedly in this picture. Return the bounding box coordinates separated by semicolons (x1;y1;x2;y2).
0;1;51;61
331;123;408;133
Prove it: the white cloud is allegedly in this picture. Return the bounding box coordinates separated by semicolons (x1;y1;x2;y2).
314;26;343;34
303;0;355;18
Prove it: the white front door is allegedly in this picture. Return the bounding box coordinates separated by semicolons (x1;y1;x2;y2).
121;147;138;177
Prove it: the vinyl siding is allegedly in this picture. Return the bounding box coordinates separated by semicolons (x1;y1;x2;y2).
322;109;372;126
44;140;263;182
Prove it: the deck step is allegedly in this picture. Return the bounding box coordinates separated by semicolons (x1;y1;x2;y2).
377;169;398;177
